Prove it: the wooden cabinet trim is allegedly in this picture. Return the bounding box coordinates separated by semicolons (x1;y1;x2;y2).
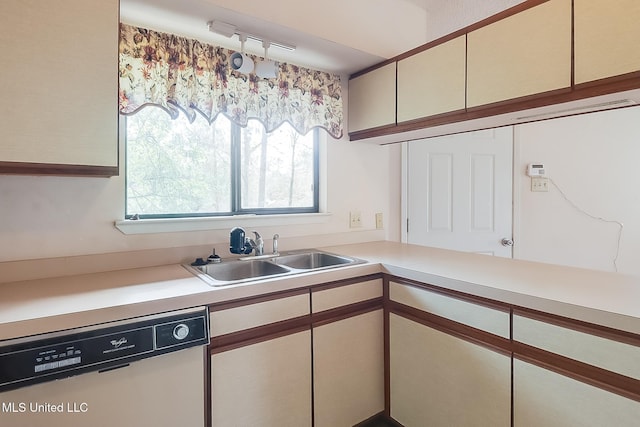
386;275;511;313
349;0;548;79
389;300;511;357
310;273;383;292
0;161;119;177
210;315;310;354
209;275;385;353
514;342;640;402
348;0;640;142
513;306;640;347
312;297;383;328
209;287;309;312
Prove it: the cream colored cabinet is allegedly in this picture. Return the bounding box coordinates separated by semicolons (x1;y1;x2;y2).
312;279;384;427
211;331;312;427
0;0;118;174
512;311;640;426
397;36;466;122
514;360;640;426
388;281;511;427
348;63;396;133
313;310;384;427
467;0;571;108
574;0;640;84
209;293;312;427
513;313;640;380
390;314;511;427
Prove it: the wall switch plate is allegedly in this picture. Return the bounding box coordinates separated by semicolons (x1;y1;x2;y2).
375;212;383;229
349;211;362;228
531;176;549;192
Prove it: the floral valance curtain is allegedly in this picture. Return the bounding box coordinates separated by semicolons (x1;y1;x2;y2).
118;24;344;138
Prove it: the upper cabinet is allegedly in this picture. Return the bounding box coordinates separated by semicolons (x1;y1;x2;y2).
348;62;396;134
397;35;466;122
348;0;640;143
466;0;571;108
574;0;640;85
0;0;119;176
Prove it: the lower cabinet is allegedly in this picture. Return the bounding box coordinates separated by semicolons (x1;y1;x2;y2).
208;275;640;427
313;310;385;427
390;314;511;427
208;276;384;427
514;359;640;426
210;330;312;427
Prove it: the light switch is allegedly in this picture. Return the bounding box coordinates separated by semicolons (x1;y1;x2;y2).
531;177;549;192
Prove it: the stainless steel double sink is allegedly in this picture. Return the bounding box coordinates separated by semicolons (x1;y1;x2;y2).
185;250;365;287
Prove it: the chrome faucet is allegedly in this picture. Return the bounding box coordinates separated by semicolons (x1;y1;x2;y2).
249;231;264;256
272;234;279;255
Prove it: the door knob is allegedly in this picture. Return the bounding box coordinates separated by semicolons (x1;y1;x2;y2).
501;238;514;247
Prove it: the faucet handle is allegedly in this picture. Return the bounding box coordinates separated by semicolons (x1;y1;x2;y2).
272;233;279;255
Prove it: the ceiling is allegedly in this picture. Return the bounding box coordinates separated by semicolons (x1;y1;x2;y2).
120;0;525;75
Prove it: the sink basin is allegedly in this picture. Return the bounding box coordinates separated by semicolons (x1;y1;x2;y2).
275;252;355;270
196;260;290;283
185;250;364;287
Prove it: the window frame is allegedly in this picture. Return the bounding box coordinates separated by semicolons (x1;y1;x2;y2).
124;114;320;219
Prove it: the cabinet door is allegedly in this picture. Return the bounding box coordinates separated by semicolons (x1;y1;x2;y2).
514;359;640;426
390;314;511;427
467;0;571;108
0;0;118;171
348;63;396;133
397;35;466;122
313;310;384;427
574;0;640;84
211;331;312;427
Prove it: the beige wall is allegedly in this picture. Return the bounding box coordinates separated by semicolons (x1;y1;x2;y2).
0;78;401;269
514;106;640;276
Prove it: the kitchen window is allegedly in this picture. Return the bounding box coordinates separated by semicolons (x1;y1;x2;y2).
125;107;319;219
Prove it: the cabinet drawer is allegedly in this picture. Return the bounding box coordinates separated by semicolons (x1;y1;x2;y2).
389;281;510;338
312;279;382;313
513;313;640;380
210;293;310;337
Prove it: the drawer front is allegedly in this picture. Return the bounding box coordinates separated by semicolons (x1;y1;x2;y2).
312;279;383;313
210;293;310;337
513;314;640;380
389;281;510;338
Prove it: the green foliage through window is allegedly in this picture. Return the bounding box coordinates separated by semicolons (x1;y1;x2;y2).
125;107;318;218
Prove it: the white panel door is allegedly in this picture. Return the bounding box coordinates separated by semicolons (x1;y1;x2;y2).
405;127;513;257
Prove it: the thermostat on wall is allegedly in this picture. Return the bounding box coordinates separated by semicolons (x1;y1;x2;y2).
527;163;546;177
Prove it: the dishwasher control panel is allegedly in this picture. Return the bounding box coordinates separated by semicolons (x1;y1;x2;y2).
0;307;209;392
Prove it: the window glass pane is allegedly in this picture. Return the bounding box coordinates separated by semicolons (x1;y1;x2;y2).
126;107;232;216
240;121;316;210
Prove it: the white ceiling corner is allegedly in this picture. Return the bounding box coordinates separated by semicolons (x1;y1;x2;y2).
120;0;527;74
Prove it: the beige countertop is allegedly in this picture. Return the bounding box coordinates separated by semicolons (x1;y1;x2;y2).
1;241;639;341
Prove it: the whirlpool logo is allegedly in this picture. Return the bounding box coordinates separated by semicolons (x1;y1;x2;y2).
110;337;128;349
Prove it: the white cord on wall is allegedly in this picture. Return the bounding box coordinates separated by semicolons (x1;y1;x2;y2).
549;178;624;272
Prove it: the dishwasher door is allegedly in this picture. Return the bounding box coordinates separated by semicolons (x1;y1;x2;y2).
0;345;205;427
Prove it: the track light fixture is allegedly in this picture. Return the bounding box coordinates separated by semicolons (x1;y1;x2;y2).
254;41;278;79
229;33;254;74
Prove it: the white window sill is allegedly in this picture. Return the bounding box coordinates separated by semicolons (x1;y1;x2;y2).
115;213;333;235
